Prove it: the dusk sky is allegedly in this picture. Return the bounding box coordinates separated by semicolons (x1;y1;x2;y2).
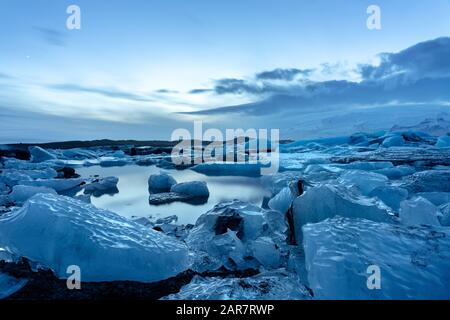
1;0;450;142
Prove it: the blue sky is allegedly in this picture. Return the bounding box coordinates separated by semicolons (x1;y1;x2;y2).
1;0;450;142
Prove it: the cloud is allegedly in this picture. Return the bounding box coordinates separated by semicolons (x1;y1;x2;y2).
0;72;13;79
50;83;155;102
359;37;450;81
186;37;450;116
155;89;179;94
35;27;67;46
255;68;313;81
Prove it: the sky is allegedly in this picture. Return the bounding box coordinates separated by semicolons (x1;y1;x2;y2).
1;0;450;142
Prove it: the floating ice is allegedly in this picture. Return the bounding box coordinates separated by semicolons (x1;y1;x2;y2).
374;165;415;179
0;193;190;282
293;184;393;243
439;203;450;226
436;135;450;148
403;170;450;193
382;135;405;147
399;197;441;226
250;237;280;269
268;186;296;214
84;176;119;196
303;217;450;299
19;178;84;193
337;170;388;195
9;185;57;205
186;200;287;272
148;173;177;192
416;192;450;206
29;146;56;163
162;270;311;300
191;162;263;177
368;186;408;212
170;181;209;198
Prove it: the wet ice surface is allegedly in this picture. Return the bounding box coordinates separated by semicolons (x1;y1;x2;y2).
76;165;269;225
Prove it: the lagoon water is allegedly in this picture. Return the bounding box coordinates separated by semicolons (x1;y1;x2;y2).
76;165;269;225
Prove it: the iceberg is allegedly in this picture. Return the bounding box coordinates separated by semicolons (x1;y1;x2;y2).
382;135;405;147
170;181;209;198
416;192;450;206
9;185;57;205
403;170;450;193
250;237;280;269
368;186;408;212
439;203;450;226
162;270;311;300
148;173;177;192
303;217;450;299
18;178;84;193
83;176;119;196
435;135;450;148
186;200;288;271
268;186;296;214
29;146;56;163
0;193;190;282
292;184;393;243
191;162;263;177
337;170;388;195
399;197;441;226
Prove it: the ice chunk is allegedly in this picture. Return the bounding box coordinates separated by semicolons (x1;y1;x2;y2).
83;176;119;196
148;173;177;192
0;193;190;282
9;185;57;205
250;237;280;269
186;200;288;271
162;270;311;300
191;162;264;177
338;170;388;195
368;186;408;212
333;161;394;171
399;197;441;226
374;165;415;179
382;135;405;147
293;184;393;243
98;157;128;167
436;135;450;148
0;171;32;187
19;178;84;192
268;186;296;214
29;146;56;162
439;203;450;226
0;273;28;299
403;170;450;193
416;192;450;206
303;217;450;299
148;192;198;205
170;181;209;198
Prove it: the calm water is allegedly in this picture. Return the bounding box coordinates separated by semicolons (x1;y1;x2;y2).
76;165;269;225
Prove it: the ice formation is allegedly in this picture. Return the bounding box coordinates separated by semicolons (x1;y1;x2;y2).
170;181;210;198
9;185;57;205
0;193;190;282
293;184;393;243
148;172;177;192
303;217;450;299
399;197;441;226
162;270;311;300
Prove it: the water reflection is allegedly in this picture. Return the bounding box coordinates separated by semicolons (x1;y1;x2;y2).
76;165;269;225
